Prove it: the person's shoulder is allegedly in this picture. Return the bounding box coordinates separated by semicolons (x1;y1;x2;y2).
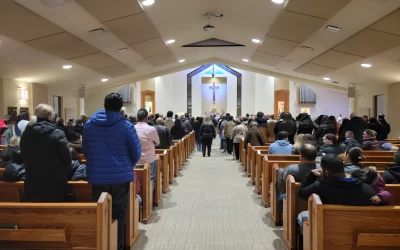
286;164;299;171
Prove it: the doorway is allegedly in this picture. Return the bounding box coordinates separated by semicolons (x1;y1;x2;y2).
53;96;62;120
141;90;155;114
373;95;383;118
274;90;289;116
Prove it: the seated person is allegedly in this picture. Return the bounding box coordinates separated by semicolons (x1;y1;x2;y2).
69;148;87;181
362;129;381;150
244;121;265;148
268;131;293;155
1;136;22;168
68;132;82;153
292;134;304;155
343;146;365;174
321;133;344;155
339;131;361;151
383;147;400;184
297;154;376;228
352;167;391;204
1;136;25;181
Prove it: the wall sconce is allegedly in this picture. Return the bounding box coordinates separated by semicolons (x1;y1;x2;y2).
19;88;28;100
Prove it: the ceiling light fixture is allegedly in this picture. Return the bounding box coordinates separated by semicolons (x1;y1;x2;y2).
323;77;331;81
252;39;261;43
301;46;314;52
323;25;342;33
101;78;109;82
361;63;372;68
242;59;249;62
271;0;284;4
179;59;186;63
142;0;155;6
62;65;72;69
166;39;175;44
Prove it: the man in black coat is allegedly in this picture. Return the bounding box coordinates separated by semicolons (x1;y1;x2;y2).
338;113;367;143
155;118;172;149
20;104;72;202
378;113;391;141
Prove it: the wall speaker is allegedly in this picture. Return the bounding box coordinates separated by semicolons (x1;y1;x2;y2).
348;87;356;98
79;86;85;98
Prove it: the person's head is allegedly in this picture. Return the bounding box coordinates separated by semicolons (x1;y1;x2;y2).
225;113;230;118
75;119;83;126
294;134;305;145
175;114;178;119
154;113;160;120
362;115;368;122
342;118;350;126
351;168;378;185
344;147;365;165
279;112;285;120
350;112;357;119
203;115;212;125
235;118;241;125
190;117;195;123
104;93;123;112
185;113;189;118
368;117;378;124
198;117;203;124
174;118;182;126
270;114;275;120
246;113;250;118
129;116;137;124
320;115;330;125
277;131;289;140
257;112;263;118
3;115;12;125
320;154;345;178
137;109;149;122
56;117;64;127
323;133;336;145
20;111;29;121
80;114;88;124
250;121;258;128
8;136;20;147
378;113;385;120
299;143;317;162
363;129;376;139
345;131;354;139
167;111;173;118
30;104;54;125
283;112;293;121
156;118;164;125
303;134;314;144
69;147;81;163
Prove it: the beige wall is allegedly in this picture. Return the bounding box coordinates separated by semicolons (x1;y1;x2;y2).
86;83;137;117
274;77;289;90
0;79;3;116
1;78;33;115
141;78;155;91
388;82;400;138
31;83;49;109
48;85;79;120
356;84;388;119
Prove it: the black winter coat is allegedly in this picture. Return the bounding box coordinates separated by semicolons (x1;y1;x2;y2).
379;119;391;141
1;146;22;168
297;121;314;135
170;125;186;140
255;116;268;128
200;124;216;139
20;119;73;202
155;125;172;149
338;117;366;143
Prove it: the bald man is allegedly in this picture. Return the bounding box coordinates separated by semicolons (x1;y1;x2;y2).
155;117;172;149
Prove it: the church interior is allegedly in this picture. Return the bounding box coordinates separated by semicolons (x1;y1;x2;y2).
1;0;400;249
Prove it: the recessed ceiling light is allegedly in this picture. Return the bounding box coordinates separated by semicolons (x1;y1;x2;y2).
142;0;154;6
62;65;72;69
323;77;331;81
271;0;284;4
252;39;261;43
178;59;185;63
166;39;175;44
101;78;109;82
242;59;249;62
361;63;372;68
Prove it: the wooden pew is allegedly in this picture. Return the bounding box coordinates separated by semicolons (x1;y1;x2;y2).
303;194;400;250
363;161;394;171
239;138;244;165
172;139;183;173
155;149;169;193
248;145;269;177
254;149;269;187
134;164;152;224
0;192;117;249
154;158;162;206
262;156;300;207
363;150;396;157
364;155;394;162
0;167;4;177
168;145;176;181
0;180;140;248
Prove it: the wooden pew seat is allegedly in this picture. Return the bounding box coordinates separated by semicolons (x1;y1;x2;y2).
0;192;117;249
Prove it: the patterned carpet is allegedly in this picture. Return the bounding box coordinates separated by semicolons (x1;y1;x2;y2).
134;141;286;250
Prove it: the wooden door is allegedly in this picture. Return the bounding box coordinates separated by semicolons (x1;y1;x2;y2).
141;90;155;114
274;90;289;116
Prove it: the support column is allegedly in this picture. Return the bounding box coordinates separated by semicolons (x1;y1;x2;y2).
78;85;85;116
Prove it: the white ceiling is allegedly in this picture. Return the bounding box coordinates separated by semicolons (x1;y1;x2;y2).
0;0;399;89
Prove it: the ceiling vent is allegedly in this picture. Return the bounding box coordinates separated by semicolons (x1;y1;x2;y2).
301;46;314;52
182;38;244;47
88;28;106;36
116;47;129;53
40;0;72;8
323;25;342;33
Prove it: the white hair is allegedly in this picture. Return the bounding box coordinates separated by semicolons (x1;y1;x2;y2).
203;115;212;125
30;104;54;126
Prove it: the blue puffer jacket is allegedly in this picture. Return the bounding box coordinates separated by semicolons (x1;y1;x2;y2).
82;110;142;185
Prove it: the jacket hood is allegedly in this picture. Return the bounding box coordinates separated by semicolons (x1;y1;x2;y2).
90;110;125;127
256;116;267;123
276;140;290;146
351;116;364;123
30;119;58;134
322;176;363;188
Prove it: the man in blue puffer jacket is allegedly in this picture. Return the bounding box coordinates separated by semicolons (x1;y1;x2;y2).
82;93;141;250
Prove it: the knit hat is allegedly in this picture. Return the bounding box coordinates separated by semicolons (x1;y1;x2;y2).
395;148;400;164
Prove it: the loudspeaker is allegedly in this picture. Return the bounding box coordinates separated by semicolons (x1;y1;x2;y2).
79;86;85;98
348;87;356;98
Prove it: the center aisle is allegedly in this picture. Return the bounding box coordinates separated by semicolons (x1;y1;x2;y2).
134;140;286;250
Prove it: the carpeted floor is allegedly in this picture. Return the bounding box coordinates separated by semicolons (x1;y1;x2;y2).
134;140;286;250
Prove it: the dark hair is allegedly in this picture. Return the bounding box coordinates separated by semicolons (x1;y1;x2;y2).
175;114;178;119
137;108;148;121
283;112;293;121
174;118;182;126
300;143;317;161
257;112;263;118
369;117;378;123
321;154;344;175
378;113;385;119
75;119;82;126
303;134;314;144
104;93;123;112
324;133;337;144
351;168;378;185
345;147;365;164
185;113;189;118
3;115;12;124
129;116;137;124
56;117;64;126
20;111;29;120
277;131;289;140
246;113;250;118
279;112;285;120
167;111;173;118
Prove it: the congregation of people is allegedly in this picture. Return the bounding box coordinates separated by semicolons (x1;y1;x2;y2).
1;100;400;249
